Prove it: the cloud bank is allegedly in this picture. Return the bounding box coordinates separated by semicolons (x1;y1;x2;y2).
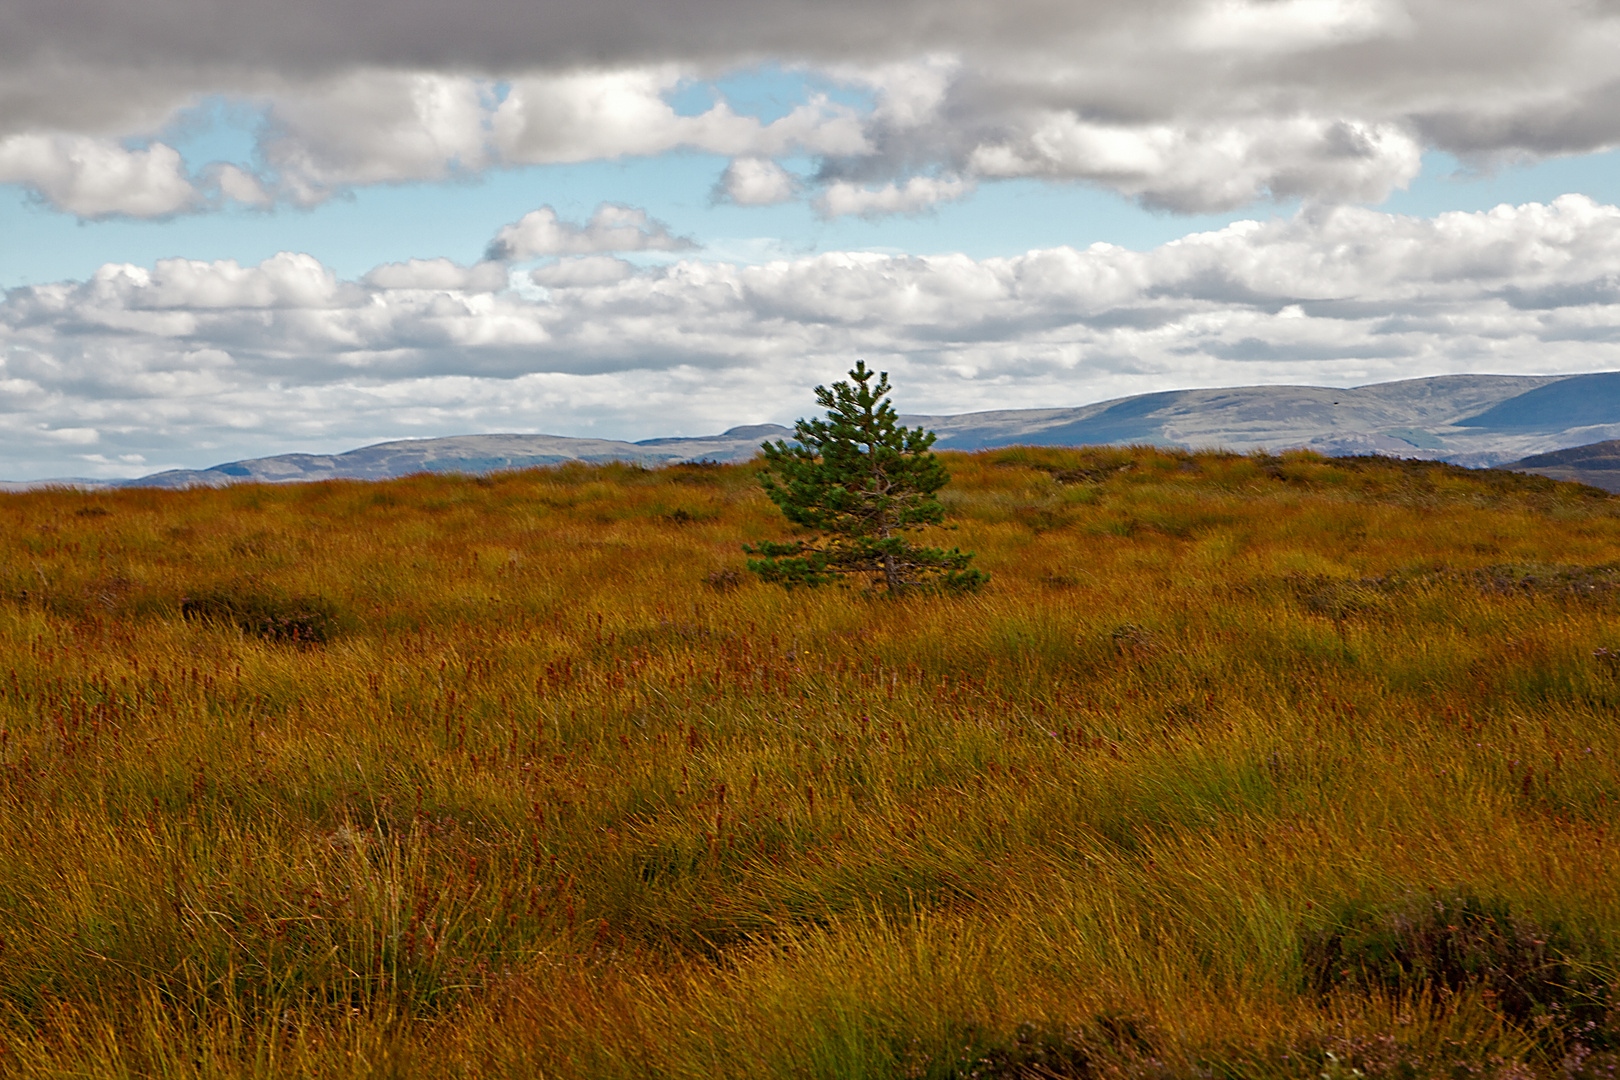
5;195;1620;478
4;1;1620;218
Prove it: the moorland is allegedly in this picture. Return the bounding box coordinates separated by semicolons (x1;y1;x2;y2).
2;446;1620;1078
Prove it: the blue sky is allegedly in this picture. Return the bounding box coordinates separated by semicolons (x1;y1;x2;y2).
4;1;1620;478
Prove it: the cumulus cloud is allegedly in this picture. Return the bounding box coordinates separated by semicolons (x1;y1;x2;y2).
491;69;869;165
529;256;637;288
486;204;695;261
363;258;509;292
966;116;1422;212
818;174;974;218
0;134;199;217
718;157;798;206
75;252;353;310
258;72;494;203
8;194;1620;477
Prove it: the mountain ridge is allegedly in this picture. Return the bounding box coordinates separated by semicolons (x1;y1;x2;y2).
912;373;1582;463
6;371;1619;491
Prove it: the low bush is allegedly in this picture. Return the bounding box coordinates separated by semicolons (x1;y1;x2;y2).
179;583;348;643
1302;891;1615;1047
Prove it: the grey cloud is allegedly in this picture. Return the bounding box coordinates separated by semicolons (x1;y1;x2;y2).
1500;278;1620;310
0;0;1151;75
1371;313;1482;335
1199;337;1415;363
1409;77;1620;161
1298;299;1415;320
3;1;1620;219
1538;324;1620;344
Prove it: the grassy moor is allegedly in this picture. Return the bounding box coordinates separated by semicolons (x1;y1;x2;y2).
4;447;1620;1078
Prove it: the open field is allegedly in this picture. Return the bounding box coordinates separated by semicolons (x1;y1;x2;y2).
2;447;1620;1078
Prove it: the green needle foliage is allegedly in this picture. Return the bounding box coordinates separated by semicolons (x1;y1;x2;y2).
745;360;987;592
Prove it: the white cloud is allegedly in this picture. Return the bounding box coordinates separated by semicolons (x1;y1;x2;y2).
818;174;975;218
1182;0;1412;55
491;69;869;165
259;72;494;203
966;115;1423;212
84;252;352;310
719;157;798;206
0;134;199;217
530;256;637;288
364;258;508;292
38;427;101;446
7;195;1620;477
486;204;695;261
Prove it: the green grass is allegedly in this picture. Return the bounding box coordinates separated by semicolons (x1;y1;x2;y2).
0;447;1617;1077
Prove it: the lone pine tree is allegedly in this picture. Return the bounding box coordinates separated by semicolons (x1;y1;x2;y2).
745;361;987;592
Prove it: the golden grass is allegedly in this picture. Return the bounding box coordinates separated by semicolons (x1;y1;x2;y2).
1;448;1618;1077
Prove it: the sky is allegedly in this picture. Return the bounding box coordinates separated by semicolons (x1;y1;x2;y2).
3;0;1620;479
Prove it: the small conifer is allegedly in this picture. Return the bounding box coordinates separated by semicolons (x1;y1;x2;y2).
745;361;987;592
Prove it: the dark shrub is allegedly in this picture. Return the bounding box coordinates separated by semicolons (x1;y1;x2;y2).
180;585;348;644
1302;891;1614;1045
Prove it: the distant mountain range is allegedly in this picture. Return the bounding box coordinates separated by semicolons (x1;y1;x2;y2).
9;370;1620;492
916;371;1620;465
69;427;795;491
0;426;795;492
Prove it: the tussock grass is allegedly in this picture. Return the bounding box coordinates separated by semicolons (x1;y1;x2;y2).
2;447;1619;1077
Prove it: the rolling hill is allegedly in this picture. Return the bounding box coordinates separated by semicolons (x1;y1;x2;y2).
7;370;1620;489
